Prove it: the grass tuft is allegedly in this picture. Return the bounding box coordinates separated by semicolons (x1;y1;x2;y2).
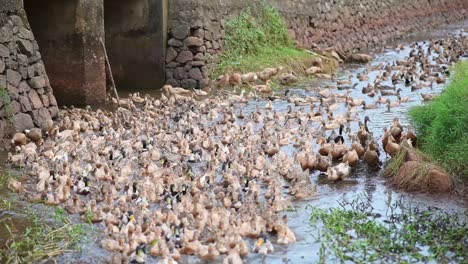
409;61;468;179
0;206;88;263
212;3;324;77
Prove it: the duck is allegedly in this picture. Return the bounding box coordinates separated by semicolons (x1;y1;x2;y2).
279;72;298;85
315;153;330;172
334;124;345;144
241;72;258;84
258;68;279;81
384;135;400;157
405;125;418;147
343;149;359;167
252;234;274;255
361;101;379;110
11;133;27;146
252;80;272;93
421;93;435;101
162;85;193;98
327;161;351;181
363;146;379;167
390;117;403;143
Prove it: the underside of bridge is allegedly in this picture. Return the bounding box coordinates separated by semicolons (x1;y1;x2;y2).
105;0;167;91
23;0;166;106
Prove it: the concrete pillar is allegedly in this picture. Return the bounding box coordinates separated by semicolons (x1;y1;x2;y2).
77;0;106;105
24;0;106;106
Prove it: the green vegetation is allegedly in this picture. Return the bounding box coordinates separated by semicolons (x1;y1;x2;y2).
213;3;317;77
409;61;468;179
0;85;13;124
0;206;88;263
309;194;468;263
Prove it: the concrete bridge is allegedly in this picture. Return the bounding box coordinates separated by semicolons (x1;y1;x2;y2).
23;0;168;106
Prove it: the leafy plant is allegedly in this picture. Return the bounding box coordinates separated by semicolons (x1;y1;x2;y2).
309;194;468;263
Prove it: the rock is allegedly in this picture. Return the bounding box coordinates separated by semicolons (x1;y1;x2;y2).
18;81;30;93
19;95;32;112
189;61;205;67
10;15;23;27
0;59;4;73
166;47;178;63
181;79;197;89
17;54;28;66
28;90;43;109
6;69;21;87
174;67;188;80
0;44;9;57
193;53;204;61
199;78;210;88
10;100;20;114
176;51;193;64
13;113;34;132
171;25;190;40
345;53;373;63
189;68;203;80
41;94;50;107
48;106;59;119
184;37;203;47
0;26;14;43
16;39;34;56
32;108;53;130
168;38;183;47
28;76;47;89
193;28;204;39
7;84;19;100
48;93;58;106
204;30;212;41
18;28;33;40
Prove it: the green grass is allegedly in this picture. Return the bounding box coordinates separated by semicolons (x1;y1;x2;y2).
409;61;468;179
212;3;317;77
309;194;468;263
0;206;88;263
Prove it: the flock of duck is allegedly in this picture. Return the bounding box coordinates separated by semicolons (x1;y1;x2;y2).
6;34;467;264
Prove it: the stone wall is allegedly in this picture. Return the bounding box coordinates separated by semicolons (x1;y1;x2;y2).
166;0;468;88
0;1;58;137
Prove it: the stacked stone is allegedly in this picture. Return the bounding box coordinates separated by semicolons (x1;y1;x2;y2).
0;13;58;137
165;19;224;89
166;0;468;85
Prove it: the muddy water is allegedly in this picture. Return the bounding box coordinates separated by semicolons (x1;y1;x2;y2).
1;21;468;263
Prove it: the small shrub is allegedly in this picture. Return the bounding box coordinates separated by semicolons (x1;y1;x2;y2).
213;3;315;77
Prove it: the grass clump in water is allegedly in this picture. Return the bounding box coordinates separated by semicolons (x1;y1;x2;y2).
309;194;468;263
409;61;468;179
213;3;318;77
0;206;88;263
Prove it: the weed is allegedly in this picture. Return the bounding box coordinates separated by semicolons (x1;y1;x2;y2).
0;206;88;263
309;194;468;263
213;4;318;77
0;85;13;124
409;61;468;179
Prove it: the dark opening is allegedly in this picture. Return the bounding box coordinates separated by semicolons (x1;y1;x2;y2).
24;0;85;105
104;0;166;91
